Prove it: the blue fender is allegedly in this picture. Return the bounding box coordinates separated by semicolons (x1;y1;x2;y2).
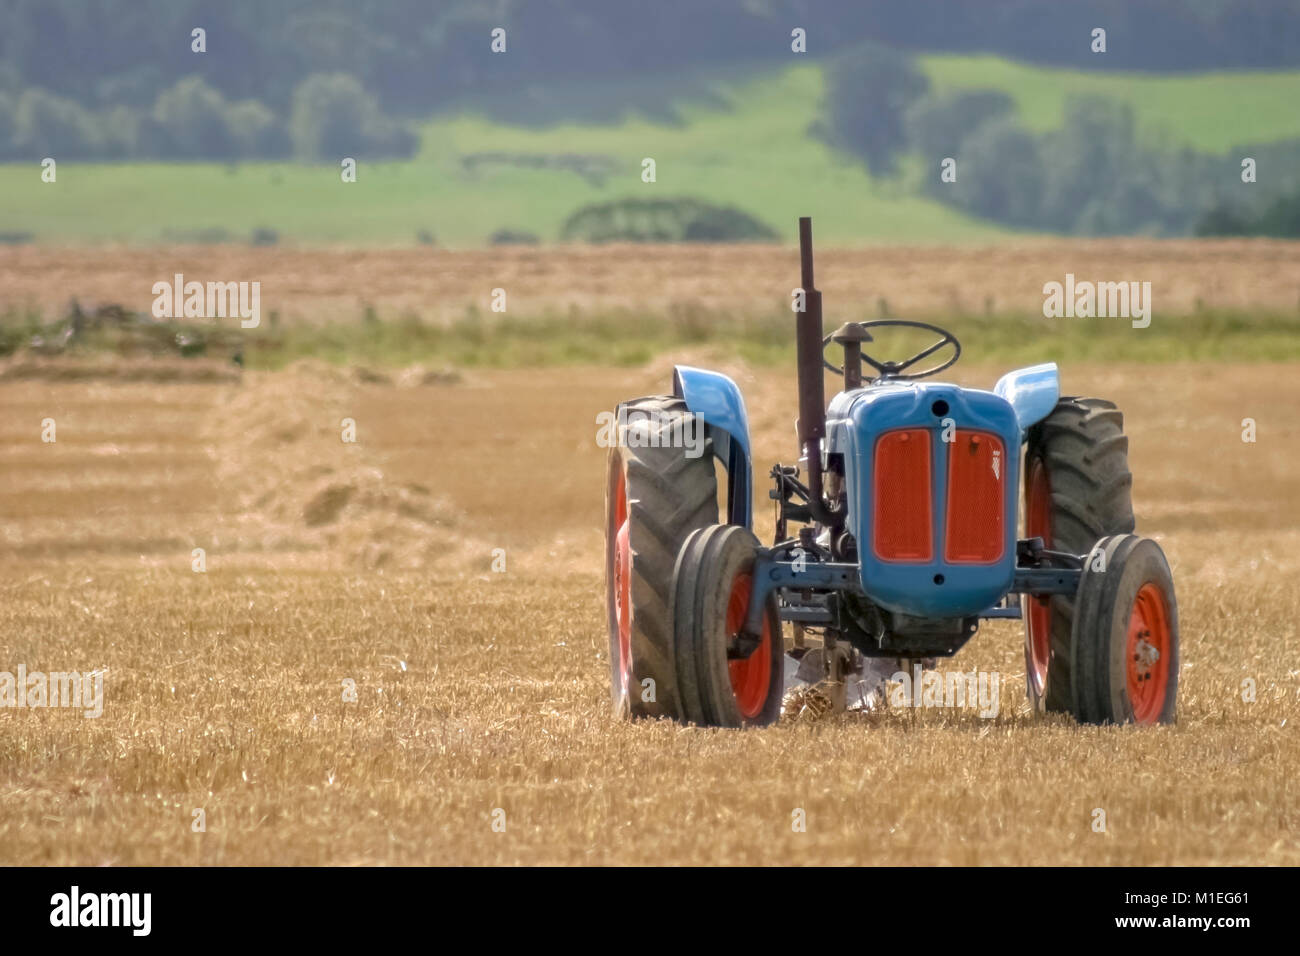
994;362;1060;441
672;365;752;527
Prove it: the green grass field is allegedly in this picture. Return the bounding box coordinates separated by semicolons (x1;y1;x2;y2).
229;307;1300;369
6;56;1300;245
7;304;1300;370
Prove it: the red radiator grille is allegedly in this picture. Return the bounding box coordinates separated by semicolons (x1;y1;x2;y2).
873;428;933;562
945;430;1005;563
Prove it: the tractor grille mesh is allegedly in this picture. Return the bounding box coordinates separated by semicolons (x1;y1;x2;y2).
872;428;932;561
944;430;1005;563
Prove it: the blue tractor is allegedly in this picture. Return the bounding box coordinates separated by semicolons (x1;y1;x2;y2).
604;217;1178;727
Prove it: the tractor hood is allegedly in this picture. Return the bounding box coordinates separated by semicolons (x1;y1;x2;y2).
826;380;1021;619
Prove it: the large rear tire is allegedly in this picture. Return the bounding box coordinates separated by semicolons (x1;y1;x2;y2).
605;396;716;718
1022;398;1134;714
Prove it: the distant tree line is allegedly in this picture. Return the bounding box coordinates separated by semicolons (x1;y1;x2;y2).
3;0;1300;127
560;198;777;242
0;73;416;161
819;41;1300;237
1197;189;1300;238
922;98;1300;236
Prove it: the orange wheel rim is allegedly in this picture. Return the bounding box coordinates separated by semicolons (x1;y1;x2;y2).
725;571;771;719
1126;582;1171;724
612;469;632;697
1025;458;1052;695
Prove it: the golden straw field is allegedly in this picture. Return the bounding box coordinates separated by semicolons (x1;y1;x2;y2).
0;244;1297;864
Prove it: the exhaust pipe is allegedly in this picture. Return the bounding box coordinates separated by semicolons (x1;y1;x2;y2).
796;217;842;526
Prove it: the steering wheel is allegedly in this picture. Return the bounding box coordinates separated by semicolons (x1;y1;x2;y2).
823;319;961;382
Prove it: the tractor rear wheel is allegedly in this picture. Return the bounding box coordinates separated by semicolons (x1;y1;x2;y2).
1022;398;1134;714
605;396;716;719
1071;534;1178;724
672;524;784;728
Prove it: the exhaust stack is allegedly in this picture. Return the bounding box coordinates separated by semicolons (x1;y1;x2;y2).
796;217;840;526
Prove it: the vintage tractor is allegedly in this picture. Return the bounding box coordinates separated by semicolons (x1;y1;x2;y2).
604;217;1178;727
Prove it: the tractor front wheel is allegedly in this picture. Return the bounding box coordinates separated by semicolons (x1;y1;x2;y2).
1071;534;1179;724
672;525;783;727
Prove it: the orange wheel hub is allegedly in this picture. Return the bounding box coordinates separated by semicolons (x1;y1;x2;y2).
1126;582;1171;724
725;571;771;719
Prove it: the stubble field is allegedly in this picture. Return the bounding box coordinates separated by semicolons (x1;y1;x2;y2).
0;243;1297;865
4;239;1300;321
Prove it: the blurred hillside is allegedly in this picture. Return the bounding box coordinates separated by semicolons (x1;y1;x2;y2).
3;1;1300;244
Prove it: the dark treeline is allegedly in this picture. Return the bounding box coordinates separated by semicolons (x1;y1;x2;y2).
818;39;1300;237
0;74;416;161
4;0;1300;120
